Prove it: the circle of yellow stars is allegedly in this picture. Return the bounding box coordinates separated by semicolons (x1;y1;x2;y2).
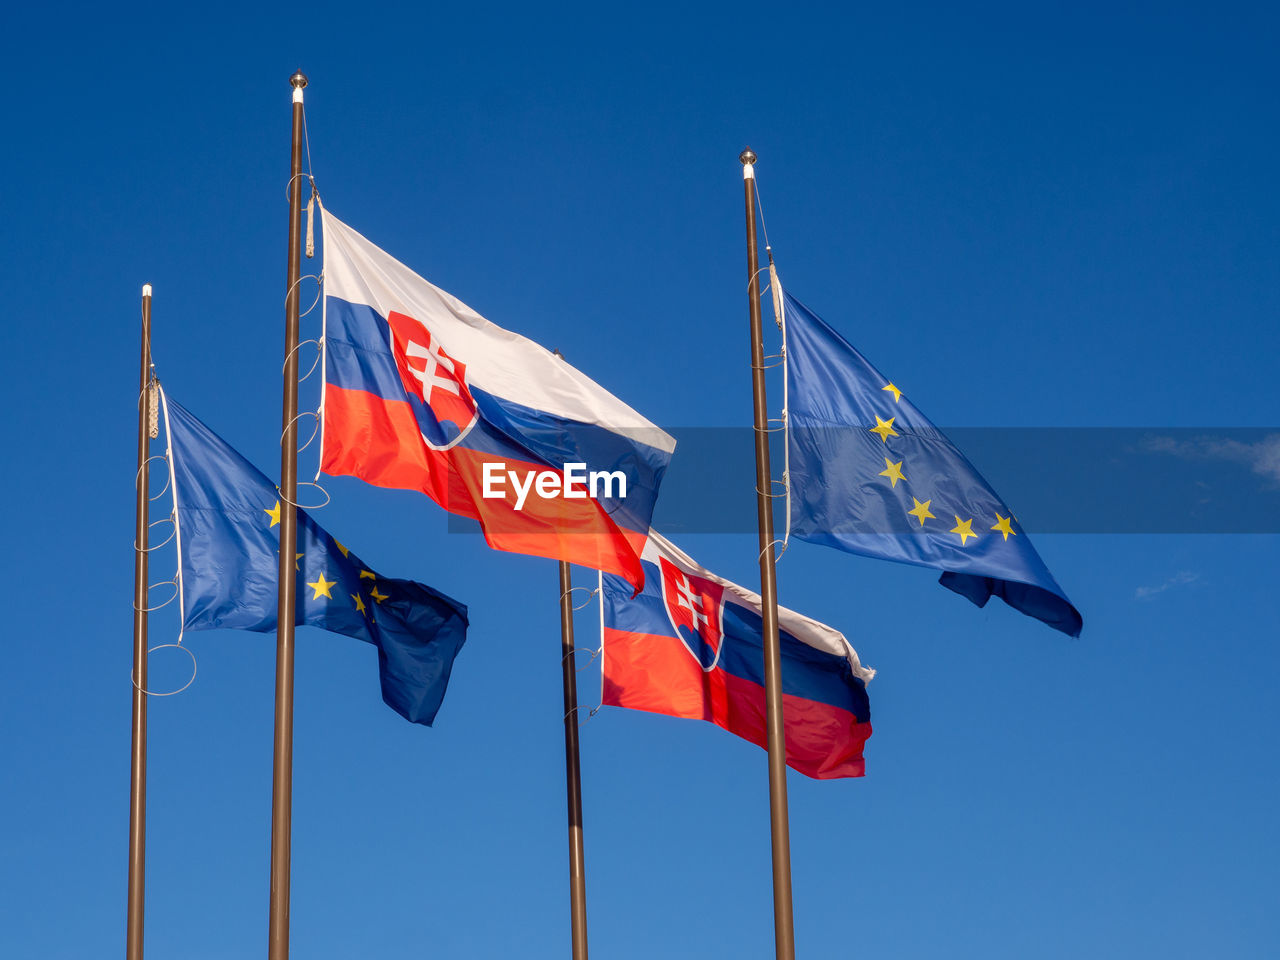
265;501;391;623
865;386;1019;547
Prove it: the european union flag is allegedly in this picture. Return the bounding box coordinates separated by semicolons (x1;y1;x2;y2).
162;392;469;724
783;292;1082;637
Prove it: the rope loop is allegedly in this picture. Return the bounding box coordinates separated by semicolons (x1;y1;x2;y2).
560;645;602;671
132;642;198;697
758;538;789;563
299;273;324;318
753;479;789;498
137;454;172;502
564;702;604;727
134;577;180;612
296;339;325;383
275;480;331;511
560;586;600;611
134;516;177;553
283;272;323;319
284;172;316;205
281;410;321;455
561;644;596;665
283;338;324;382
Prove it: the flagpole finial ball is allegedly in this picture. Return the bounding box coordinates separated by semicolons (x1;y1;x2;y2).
290;71;309;90
739;148;757;165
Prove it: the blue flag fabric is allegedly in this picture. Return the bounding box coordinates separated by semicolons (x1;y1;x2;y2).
783;292;1082;637
162;392;469;724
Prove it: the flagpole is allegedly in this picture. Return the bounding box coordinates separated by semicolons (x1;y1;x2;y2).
127;283;154;960
740;148;797;960
268;69;307;960
558;559;590;960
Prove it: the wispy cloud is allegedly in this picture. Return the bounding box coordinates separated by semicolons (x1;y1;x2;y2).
1135;570;1200;600
1142;433;1280;486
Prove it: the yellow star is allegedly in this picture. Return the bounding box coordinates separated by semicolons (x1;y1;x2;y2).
307;573;336;600
991;513;1016;541
333;540;349;557
879;458;906;488
264;501;281;527
882;382;903;403
359;570;376;580
869;415;898;443
951;516;978;546
370;586;389;604
351;593;368;616
907;497;935;526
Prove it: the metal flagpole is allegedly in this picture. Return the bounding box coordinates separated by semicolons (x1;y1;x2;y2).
127;283;154;960
559;559;590;960
740;147;797;960
268;69;308;960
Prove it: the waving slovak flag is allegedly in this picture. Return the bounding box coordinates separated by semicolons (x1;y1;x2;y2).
319;208;675;590
601;532;874;779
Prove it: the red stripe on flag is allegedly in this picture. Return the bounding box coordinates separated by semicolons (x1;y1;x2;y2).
602;627;870;779
323;384;646;589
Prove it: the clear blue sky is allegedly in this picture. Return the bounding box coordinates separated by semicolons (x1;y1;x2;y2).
2;2;1278;957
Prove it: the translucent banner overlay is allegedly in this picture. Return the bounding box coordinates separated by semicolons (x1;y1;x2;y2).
445;428;1280;534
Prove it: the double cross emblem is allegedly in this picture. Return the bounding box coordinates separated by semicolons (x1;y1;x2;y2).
386;310;478;449
672;571;709;631
659;556;726;671
405;335;463;406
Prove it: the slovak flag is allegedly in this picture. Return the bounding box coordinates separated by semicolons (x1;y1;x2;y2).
600;531;874;779
319;208;676;591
